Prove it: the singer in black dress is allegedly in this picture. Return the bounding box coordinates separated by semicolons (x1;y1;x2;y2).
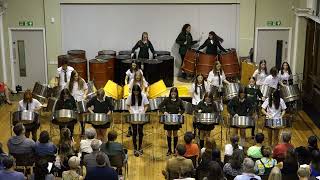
198;31;227;56
159;87;185;155
131;32;156;59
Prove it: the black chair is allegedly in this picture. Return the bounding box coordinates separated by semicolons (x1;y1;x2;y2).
11;153;35;176
185;155;198;168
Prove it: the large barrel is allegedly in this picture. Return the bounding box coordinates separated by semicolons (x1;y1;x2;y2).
181;49;197;74
96;55;115;81
68;58;88;81
157;55;174;87
119;50;132;56
98;50;116;56
196;53;216;78
155;51;170;56
115;55;131;85
57;54;72;67
89;56;114;89
144;59;163;85
220;49;240;78
67;50;86;59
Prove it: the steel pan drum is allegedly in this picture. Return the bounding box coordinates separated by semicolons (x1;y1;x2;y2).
125;114;150;125
214;100;224;112
194;113;220;125
280;84;300;102
52;109;77;123
76;100;88;113
231;116;254;128
183;101;193;115
224;83;239;100
265;118;290;129
160;114;184;125
86;81;97;100
181;49;197;74
148;97;165;111
260;85;275;99
46;97;57;112
32;82;49;101
84;113;112;125
114;99;128;111
67;50;86;59
12;111;39;124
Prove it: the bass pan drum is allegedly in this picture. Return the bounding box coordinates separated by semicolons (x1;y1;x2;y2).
265;118;291;129
220;49;240;78
157;55;174;87
143;59;163;85
280;84;300;102
181;49;197;74
160;114;184;125
125;114;150;125
67;50;86;59
260;85;275;99
231;116;254;128
196;53;216;78
224;83;239;100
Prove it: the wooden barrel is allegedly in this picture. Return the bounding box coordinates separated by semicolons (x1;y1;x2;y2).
67;50;86;59
181;49;197;74
196;53;216;78
57;55;72;67
115;55;131;85
89;59;108;89
155;51;170;57
118;50;132;56
220;49;240;78
98;50;116;56
68;58;88;81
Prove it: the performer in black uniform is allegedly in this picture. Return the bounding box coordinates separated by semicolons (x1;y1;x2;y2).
53;88;77;136
86;88;114;141
245;77;263;137
176;24;199;77
159;87;185;156
198;31;227;56
227;86;254;147
195;92;219;148
131;32;156;59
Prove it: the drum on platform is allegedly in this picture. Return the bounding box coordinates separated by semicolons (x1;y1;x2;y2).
143;59;163;84
90;55;114;89
220;49;240;78
160;114;184;125
196;53;216;78
68;58;88;81
224;83;239;100
157;55;174;87
280;84;300;103
98;50;116;56
181;49;197;74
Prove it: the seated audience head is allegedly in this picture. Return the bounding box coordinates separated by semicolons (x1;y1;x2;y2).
91;139;101;152
280;130;292;144
184;132;193;145
34;159;49;179
96;152;107;167
108;130;118;142
205;137;217;151
39;131;50;144
59;142;72;156
230;135;240;149
255;133;265;144
13;123;25;136
85;128;97;140
297;165;311;179
230;149;245;169
2;156;15;170
176;144;187;156
212;148;222;162
68;156;80;170
60;128;72;143
207;161;224;180
295;146;311;165
261;146;273;158
242;158;255;173
308;135;318;150
311;150;320;168
268;167;282;180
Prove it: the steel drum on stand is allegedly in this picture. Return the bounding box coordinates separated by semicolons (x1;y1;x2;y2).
224;83;240;100
280;84;300;103
12;111;39;125
194;113;220;125
160;114;184;125
125;114;150;125
52;109;77;123
265;118;291;129
260;85;275;100
230;116;254;128
84;113;112;126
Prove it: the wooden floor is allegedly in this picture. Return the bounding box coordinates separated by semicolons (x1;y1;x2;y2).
0;97;319;180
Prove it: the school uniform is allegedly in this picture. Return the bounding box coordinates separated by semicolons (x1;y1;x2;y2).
252;69;267;86
56;66;74;89
198;39;226;55
263;75;279;89
176;32;198;64
132;40;155;59
159;97;185;130
53;97;77;135
86;96;114;129
278;71;293;85
125;69;144;84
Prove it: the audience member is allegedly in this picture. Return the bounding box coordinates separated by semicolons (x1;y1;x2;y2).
203;161;225;180
200;138;217;156
223;149;245;180
234;158;261;180
163;144;194;180
0;143;8;170
59;128;75;152
273;130;294;162
83;139;110;169
35;131;57;157
254;146;277;177
280;148;299;179
310;150;320;177
295;146;312;165
247;133;264;159
297;165;312;180
307;136;319;154
100;130;125;158
85;152;118;180
54;142;75;177
0;156;25;180
224;135;243;163
267;167;282;180
7;123;35;155
31;159;54;180
80;128;102;154
62;156;84;180
184;132;199;159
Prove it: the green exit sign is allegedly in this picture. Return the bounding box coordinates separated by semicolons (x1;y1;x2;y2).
18;20;33;27
266;20;281;26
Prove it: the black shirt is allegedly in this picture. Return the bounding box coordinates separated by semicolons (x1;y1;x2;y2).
227;97;253;116
131;40;155;59
54;97;77;111
245;86;263;104
86;96;114;113
198;39;227;55
176;32;198;55
159;97;185;114
196;100;218;113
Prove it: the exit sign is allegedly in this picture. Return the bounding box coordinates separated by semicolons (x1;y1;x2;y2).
266;20;281;26
18;21;33;27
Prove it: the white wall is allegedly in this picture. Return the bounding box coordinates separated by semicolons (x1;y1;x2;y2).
61;4;240;59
